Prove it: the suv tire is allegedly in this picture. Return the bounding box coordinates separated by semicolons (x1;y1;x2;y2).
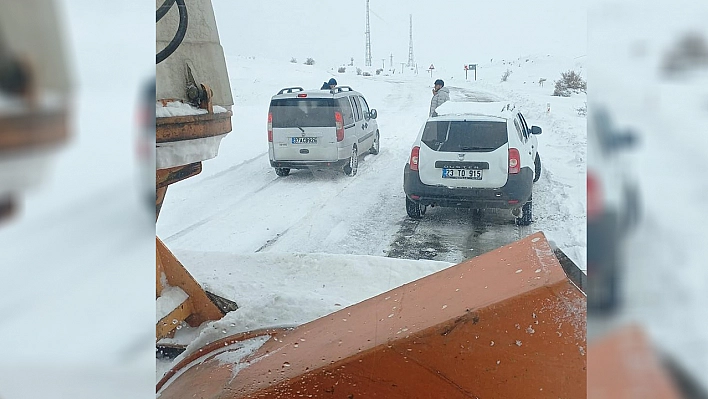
369;131;380;155
275;168;290;177
515;195;532;226
533;153;541;183
406;197;426;219
343;145;358;176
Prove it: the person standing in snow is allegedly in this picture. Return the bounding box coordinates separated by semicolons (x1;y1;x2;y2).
320;78;337;90
429;79;449;117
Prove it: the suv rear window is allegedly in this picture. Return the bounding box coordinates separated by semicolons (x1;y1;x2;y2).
270;98;336;128
421;121;508;152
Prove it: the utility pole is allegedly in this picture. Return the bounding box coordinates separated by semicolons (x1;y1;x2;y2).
400;62;405;74
407;14;414;68
381;59;385;69
365;0;372;67
390;53;393;70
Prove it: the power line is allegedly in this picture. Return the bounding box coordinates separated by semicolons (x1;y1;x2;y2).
407;14;414;67
365;0;372;67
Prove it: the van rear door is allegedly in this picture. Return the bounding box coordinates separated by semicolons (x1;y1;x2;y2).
270;98;338;162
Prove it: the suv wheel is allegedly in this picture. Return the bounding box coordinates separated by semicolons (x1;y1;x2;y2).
406;197;426;219
515;195;533;226
533;153;541;183
369;131;380;155
275;167;290;177
343;146;358;176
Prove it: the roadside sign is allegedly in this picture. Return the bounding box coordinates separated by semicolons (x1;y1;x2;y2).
465;63;478;81
429;64;435;70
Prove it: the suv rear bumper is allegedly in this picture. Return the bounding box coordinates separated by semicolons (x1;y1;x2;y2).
271;159;349;169
403;164;533;209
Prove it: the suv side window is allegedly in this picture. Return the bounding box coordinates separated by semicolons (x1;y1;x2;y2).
517;113;530;140
359;96;370;120
351;96;362;122
337;98;355;126
513;119;525;143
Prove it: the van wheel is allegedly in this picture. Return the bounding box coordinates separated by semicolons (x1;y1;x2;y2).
275;168;290;177
515;195;532;226
369;131;380;155
406;197;426;219
343;146;358;176
533;153;541;183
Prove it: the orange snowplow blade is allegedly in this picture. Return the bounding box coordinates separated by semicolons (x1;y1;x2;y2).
588;325;681;398
158;232;586;398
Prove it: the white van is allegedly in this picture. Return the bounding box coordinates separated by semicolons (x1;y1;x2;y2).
268;86;380;176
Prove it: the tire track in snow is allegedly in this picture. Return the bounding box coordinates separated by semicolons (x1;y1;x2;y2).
200;151;269;182
163;172;282;242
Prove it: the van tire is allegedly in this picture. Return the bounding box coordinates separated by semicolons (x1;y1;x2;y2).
343;145;358;176
275;168;290;177
533;153;541;183
369;131;380;155
515;195;532;226
406;197;426;219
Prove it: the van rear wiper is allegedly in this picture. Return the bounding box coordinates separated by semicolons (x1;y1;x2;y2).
297;126;305;133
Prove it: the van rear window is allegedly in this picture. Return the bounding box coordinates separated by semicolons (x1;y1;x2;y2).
270;98;336;128
421;121;508;152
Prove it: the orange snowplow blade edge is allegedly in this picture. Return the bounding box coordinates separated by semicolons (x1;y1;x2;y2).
159;231;586;398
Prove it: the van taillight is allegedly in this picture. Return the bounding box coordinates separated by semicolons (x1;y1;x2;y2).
508;148;520;174
335;111;344;142
409;146;420;171
587;172;602;220
268;112;273;142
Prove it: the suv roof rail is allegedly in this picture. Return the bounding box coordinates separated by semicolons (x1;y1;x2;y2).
332;86;354;93
277;87;304;95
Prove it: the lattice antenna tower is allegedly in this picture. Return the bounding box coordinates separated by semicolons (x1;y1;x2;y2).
365;0;372;67
407;14;415;67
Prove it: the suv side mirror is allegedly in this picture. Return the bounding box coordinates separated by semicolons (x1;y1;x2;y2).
369;109;377;119
531;125;542;135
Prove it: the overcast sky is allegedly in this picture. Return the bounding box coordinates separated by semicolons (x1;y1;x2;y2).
212;0;587;71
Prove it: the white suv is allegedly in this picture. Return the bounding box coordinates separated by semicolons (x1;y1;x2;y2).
403;102;542;225
268;86;380;176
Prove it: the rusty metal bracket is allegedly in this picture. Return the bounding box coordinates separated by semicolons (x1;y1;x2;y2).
157;162;202;189
199;83;213;114
156;111;232;143
0;108;68;152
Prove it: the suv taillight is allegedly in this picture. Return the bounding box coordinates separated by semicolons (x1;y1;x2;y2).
508;148;520;174
409;146;420;171
267;112;273;142
335;111;344;142
587;172;602;220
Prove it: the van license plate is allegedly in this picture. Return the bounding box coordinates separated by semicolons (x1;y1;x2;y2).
292;137;317;144
442;168;482;180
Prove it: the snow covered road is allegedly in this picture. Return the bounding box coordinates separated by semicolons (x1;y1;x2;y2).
157;55;587;269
